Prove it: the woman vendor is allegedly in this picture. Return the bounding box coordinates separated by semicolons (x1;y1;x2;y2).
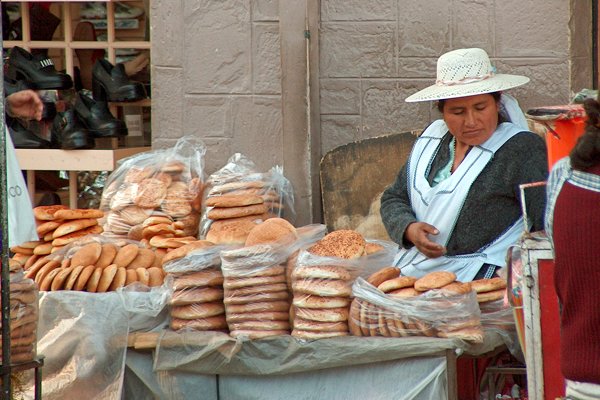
380;48;548;282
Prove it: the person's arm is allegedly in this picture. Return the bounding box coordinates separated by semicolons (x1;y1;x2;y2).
511;132;549;232
380;163;418;247
5;90;43;121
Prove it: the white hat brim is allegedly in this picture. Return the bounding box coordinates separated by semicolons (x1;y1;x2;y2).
405;74;530;102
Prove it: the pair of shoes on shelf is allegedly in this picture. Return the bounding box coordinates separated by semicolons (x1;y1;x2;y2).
51;90;128;150
4;77;57;120
6;46;73;90
92;58;146;102
7;117;52;149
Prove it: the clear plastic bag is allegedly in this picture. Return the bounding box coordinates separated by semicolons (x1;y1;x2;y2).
290;236;398;340
163;245;229;332
100;136;207;241
0;274;39;364
220;237;296;339
350;277;483;342
200;153;295;239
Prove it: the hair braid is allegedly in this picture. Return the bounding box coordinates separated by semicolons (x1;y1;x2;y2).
570;98;600;170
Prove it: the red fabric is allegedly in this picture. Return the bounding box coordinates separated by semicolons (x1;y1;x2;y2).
552;164;600;384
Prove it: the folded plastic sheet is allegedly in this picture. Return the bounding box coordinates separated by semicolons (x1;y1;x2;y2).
152;328;507;376
23;286;170;400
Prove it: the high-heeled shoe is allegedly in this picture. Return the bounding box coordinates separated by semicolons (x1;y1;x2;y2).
50;109;95;150
7;117;52;149
73;91;128;138
91;58;146;102
6;46;73;90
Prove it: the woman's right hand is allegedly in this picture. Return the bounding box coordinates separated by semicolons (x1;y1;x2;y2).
405;222;446;258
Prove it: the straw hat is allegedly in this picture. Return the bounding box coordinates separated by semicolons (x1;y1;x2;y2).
405;48;529;103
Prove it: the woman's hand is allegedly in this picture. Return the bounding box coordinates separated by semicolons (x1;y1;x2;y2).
405;222;446;258
6;90;43;121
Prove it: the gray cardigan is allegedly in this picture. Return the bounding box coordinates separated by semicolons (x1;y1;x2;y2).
380;129;548;256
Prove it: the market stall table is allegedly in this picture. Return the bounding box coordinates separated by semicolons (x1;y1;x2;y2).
123;329;510;400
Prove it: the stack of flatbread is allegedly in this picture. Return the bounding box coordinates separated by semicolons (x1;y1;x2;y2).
0;271;39;364
101;160;204;241
470;277;507;304
23;238;165;292
10;206;104;267
221;219;297;339
290;230;368;340
162;240;230;332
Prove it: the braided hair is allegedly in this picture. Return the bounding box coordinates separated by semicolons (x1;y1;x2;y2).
571;98;600;171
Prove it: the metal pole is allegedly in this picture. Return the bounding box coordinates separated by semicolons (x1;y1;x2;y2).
0;5;14;398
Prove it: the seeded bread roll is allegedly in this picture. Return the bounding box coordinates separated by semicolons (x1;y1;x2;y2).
170;315;228;331
440;282;473;295
226;311;289;323
414;271;457;291
225;301;290;314
229;329;287;339
367;266;400;287
292;279;351;297
223;274;285;290
172;269;224;290
291;329;349;340
378;276;417;293
476;288;506;303
294;306;349;323
470;277;507;293
292;265;351;281
308;230;366;260
208;204;268;220
206;219;259;245
171;302;225;319
292;295;350;309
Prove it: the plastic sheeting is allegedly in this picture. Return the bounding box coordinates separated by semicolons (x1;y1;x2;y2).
22;286;170;400
152;329;506;376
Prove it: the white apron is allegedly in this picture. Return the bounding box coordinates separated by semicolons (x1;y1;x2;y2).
395;121;525;282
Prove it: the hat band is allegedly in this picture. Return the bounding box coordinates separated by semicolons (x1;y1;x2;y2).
435;72;494;87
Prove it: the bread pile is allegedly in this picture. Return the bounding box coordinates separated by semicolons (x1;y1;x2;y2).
0;265;39;364
470;277;507;304
349;270;484;342
101;160;204;241
162;240;229;332
23;238;165;292
290;230;369;340
9;206;105;268
221;218;297;339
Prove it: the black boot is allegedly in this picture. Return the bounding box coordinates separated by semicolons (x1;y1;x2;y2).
73;91;128;137
51;109;95;150
7;117;52;149
91;58;146;102
6;46;73;90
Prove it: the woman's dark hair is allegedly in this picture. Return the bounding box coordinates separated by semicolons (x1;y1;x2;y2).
436;92;508;123
570;98;600;170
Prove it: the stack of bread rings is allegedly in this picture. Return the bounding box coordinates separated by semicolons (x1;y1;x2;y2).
349;269;485;343
290;230;368;340
221;218;297;339
162;240;230;332
0;262;39;364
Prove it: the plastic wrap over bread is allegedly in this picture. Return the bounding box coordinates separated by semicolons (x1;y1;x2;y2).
289;230;397;340
100;136;207;241
0;273;39;364
349;277;483;342
200;153;295;242
23;234;165;292
220;228;317;339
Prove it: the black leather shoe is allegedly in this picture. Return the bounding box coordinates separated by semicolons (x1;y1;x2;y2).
51;109;95;150
73;91;128;137
6;46;73;90
4;78;57;120
92;59;146;102
7;117;52;149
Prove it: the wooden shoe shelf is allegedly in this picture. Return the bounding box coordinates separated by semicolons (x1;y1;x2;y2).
2;1;151;208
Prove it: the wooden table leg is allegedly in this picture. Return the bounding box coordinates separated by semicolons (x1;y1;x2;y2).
68;171;78;208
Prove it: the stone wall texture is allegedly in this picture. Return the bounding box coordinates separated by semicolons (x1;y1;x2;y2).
152;0;593;224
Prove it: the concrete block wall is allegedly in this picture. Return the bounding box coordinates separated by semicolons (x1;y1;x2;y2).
151;0;593;224
151;0;282;176
319;0;593;155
